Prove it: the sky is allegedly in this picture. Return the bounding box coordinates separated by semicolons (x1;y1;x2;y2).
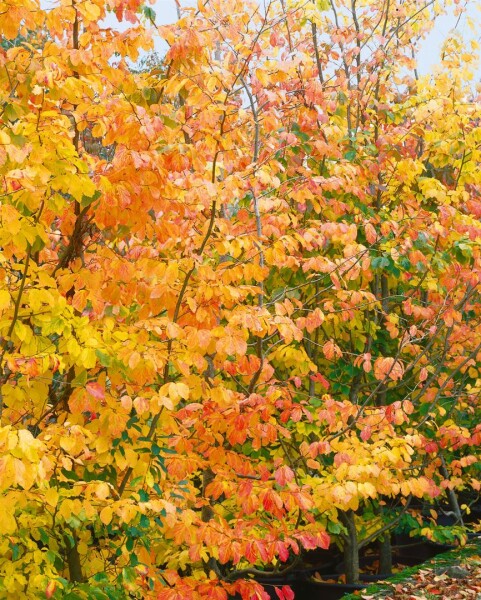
138;0;481;78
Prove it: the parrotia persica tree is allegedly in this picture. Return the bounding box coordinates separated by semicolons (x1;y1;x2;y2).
0;0;480;597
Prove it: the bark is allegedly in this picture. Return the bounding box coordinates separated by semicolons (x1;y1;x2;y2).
65;532;84;583
440;456;464;526
376;502;393;575
201;467;215;523
378;534;392;575
341;510;360;583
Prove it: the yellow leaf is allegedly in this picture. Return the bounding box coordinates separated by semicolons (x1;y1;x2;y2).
95;436;110;454
0;507;16;534
77;541;89;555
173;382;189;400
79;347;97;369
95;482;110;500
158;395;174;410
45;487;59;508
100;506;113;525
14;321;29;342
255;68;269;86
0;290;10;311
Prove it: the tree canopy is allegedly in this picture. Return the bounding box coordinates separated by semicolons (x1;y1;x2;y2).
0;0;480;598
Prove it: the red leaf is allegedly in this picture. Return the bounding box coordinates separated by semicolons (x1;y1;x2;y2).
360;426;372;441
275;586;294;600
310;372;330;389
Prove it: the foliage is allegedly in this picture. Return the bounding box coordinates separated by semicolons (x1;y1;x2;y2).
0;0;480;598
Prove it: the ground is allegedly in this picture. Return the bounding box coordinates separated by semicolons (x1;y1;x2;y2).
344;540;481;600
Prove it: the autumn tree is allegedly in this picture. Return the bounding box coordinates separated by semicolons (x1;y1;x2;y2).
0;0;480;598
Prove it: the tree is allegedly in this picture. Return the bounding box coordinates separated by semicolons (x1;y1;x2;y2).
0;0;480;597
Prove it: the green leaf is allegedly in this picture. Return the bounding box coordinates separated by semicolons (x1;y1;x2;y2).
371;256;390;269
38;528;50;545
130;476;143;488
10;133;26;146
30;235;45;254
72;370;88;387
80;189;101;209
142;87;159;104
399;257;411;271
4;104;18;122
122;567;136;584
96;350;111;367
291;122;309;142
161;115;178;129
327;521;341;534
142;5;156;21
10;543;21;561
138;489;149;502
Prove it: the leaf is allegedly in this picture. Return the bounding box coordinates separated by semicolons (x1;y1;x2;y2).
45;487;59;508
364;223;377;244
100;506;113;526
374;357;405;381
142;5;156;21
360;426;372;441
275;586;294;600
86;382;105;401
45;582;57;599
80;189;101;209
0;290;10;310
310;372;330;389
0;507;16;535
274;465;295;487
323;340;342;360
371;256;390;269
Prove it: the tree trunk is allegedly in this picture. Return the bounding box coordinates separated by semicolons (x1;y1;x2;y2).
342;510;360;584
378;534;392;575
65;532;84;583
440;456;464;526
201;468;215;523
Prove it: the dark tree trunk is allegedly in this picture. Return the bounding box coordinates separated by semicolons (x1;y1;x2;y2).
65;532;84;583
342;510;360;584
378;534;393;575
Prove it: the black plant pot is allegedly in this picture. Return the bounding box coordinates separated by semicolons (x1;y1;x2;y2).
335;555;395;583
302;546;342;571
435;513;458;527
393;535;454;564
